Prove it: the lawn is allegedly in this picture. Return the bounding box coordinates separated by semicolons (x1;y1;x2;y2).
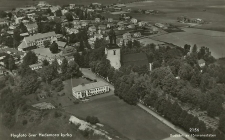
64;95;177;140
152;28;225;59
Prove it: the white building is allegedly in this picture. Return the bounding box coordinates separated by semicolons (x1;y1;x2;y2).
18;32;57;52
29;63;43;70
72;81;110;99
105;33;121;70
130;18;138;24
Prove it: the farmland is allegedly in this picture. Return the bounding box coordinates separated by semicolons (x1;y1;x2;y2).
152;28;225;59
125;0;225;31
64;95;177;140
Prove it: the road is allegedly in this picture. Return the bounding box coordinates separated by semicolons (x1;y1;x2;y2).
81;68;197;140
138;103;198;140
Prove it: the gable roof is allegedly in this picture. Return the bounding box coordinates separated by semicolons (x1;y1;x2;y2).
198;59;205;64
26;23;38;29
24;31;56;43
72;81;108;92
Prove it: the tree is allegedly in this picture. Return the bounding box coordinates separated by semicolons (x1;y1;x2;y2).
39;65;58;83
19;73;40;95
94;38;108;49
13;29;21;48
42;59;49;66
178;63;193;81
51;78;63;92
50;42;59;54
19;22;28;33
183;44;191;55
43;40;51;48
8;57;16;71
0;10;7;18
192;44;198;54
219;114;225;133
23;51;38;66
61;58;68;74
65;12;73;21
55;10;62;17
67;60;82;78
162;74;177;95
207;101;223;117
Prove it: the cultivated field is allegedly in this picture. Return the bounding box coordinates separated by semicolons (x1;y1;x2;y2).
152;28;225;59
0;0;136;10
65;95;177;140
125;0;225;31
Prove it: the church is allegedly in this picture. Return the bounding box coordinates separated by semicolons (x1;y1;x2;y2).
105;29;151;71
105;29;121;70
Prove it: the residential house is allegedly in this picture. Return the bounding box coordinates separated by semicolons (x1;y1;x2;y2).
72;81;110;99
18;32;57;52
95;18;101;23
0;66;5;76
37;1;49;7
29;63;43;70
98;25;107;30
56;41;67;50
198;59;205;68
61;9;69;15
118;26;125;30
123;32;132;40
69;4;76;9
155;23;167;29
133;32;141;38
26;23;38;34
117;21;126;26
130;18;138;24
127;24;135;29
88;25;97;32
138;21;147;27
27;13;35;19
66;27;79;34
107;23;115;28
50;6;61;13
15;16;24;24
108;18;113;23
80;21;88;27
0;18;9;26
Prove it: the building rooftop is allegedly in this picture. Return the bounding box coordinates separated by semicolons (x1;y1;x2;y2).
198;59;205;64
72;81;108;92
24;31;56;43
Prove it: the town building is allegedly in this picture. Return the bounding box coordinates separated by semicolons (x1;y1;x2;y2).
198;59;205;67
72;81;110;99
105;30;121;70
18;32;57;52
25;23;38;34
130;18;138;24
29;63;43;70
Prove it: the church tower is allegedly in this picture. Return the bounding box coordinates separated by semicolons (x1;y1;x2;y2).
105;28;121;70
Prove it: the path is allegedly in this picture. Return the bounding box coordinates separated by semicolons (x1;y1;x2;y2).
138;103;198;140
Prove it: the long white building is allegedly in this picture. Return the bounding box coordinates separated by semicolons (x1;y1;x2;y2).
72;81;110;99
18;32;57;52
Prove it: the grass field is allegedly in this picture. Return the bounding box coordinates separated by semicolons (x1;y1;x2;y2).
152;28;225;59
65;95;177;140
0;0;136;10
125;0;225;31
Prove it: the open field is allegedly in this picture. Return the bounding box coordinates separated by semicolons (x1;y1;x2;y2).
152;28;225;59
65;95;177;140
0;0;136;10
125;0;225;31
